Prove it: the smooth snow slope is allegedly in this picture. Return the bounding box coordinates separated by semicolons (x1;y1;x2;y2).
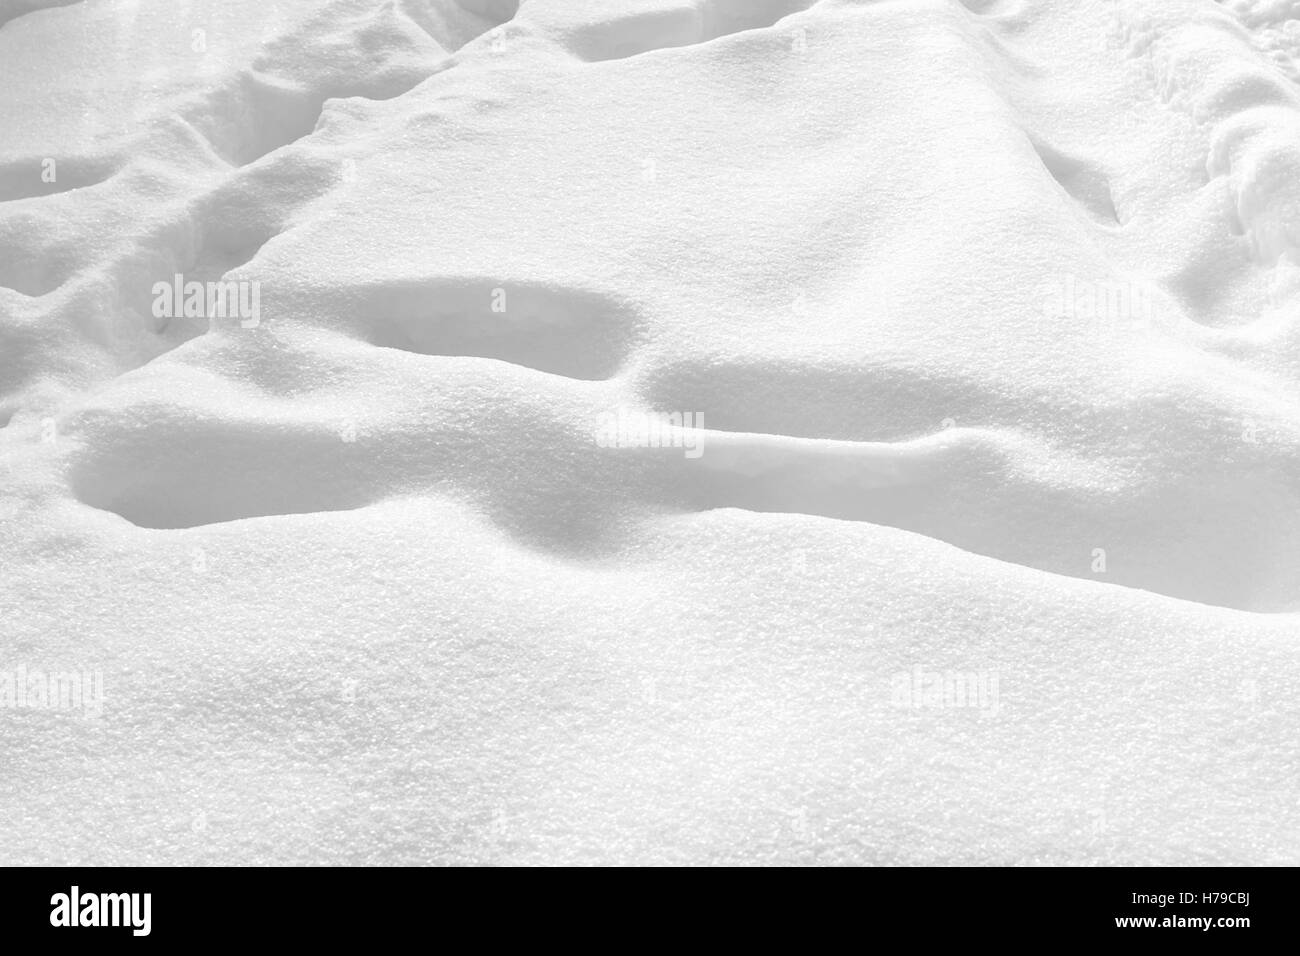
1;0;1298;864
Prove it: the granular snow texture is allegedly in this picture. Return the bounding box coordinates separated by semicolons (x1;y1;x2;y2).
1;0;1298;865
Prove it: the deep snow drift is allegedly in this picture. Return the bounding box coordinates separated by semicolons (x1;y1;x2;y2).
1;0;1298;864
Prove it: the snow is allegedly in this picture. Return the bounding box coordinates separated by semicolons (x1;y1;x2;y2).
1;0;1297;864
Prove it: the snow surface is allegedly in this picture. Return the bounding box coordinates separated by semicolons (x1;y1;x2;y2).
1;0;1298;864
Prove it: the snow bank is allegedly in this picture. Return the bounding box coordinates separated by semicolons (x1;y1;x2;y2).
1;0;1297;864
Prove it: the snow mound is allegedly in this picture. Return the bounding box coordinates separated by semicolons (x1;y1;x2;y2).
1;0;1298;865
